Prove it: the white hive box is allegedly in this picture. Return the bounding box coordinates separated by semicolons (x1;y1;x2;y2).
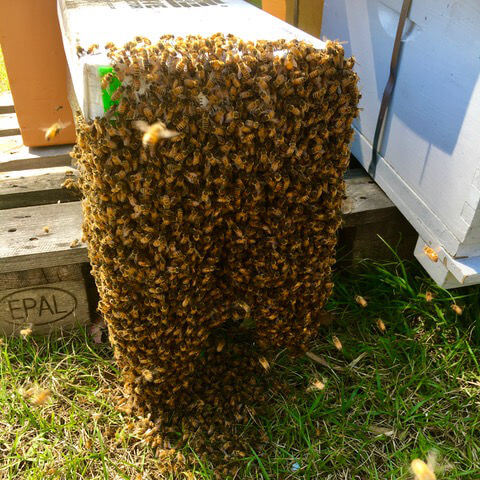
57;0;325;121
322;0;480;288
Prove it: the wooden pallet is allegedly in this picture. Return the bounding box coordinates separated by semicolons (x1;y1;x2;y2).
0;95;88;335
0;95;416;334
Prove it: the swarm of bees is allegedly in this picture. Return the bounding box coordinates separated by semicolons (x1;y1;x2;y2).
73;33;359;473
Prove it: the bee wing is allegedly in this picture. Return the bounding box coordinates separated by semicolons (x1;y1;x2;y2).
159;128;180;139
133;120;149;132
58;121;71;129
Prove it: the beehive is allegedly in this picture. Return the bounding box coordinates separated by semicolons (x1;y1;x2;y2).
322;0;480;288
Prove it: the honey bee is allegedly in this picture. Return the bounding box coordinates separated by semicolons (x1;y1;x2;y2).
20;327;32;338
451;304;463;315
133;121;180;148
43;121;70;141
43;226;50;233
287;105;301;116
216;338;226;352
425;291;434;302
184;78;198;88
355;295;368;307
110;87;123;102
76;45;84;56
87;43;99;55
292;76;306;86
376;318;386;333
200;114;209;131
70;238;80;248
238;62;251;79
423;245;438;262
410;453;438;480
32;389;51;406
258;356;270;371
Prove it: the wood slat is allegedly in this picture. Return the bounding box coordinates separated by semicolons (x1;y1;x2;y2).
0;170;393;274
0;113;20;137
0;92;14;115
0;201;87;274
342;169;395;227
0;139;73;172
0;166;80;209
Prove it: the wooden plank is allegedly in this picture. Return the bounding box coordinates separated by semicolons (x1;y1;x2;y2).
0;171;398;275
0;201;87;274
341;169;396;227
0;166;80;209
0;139;73;172
0;92;14;115
0;263;89;335
0;113;20;137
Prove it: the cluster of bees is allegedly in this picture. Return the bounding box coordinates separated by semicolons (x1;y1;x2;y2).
73;33;359;473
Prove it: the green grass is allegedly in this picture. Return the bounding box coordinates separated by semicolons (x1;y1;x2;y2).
0;45;10;93
1;256;479;479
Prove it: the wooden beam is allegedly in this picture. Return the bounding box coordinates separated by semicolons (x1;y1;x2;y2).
0;263;90;335
0;92;14;115
0;170;396;274
0;201;87;274
0;113;20;137
0;139;73;172
342;169;395;227
0;166;80;209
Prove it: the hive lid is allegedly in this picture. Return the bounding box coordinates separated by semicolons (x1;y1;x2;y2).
57;0;325;120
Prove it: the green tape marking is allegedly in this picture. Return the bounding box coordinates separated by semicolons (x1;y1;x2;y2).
98;66;121;113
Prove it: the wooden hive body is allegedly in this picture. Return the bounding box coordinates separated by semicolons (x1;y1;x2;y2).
322;0;480;287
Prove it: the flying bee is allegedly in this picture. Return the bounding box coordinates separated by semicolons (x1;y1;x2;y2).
42;121;70;141
133;121;180;148
87;43;99;55
410;452;438;480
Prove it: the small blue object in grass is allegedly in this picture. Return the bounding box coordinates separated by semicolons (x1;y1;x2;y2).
291;462;300;472
98;66;121;113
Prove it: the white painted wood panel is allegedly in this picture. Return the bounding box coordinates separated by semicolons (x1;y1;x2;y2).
322;0;480;287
